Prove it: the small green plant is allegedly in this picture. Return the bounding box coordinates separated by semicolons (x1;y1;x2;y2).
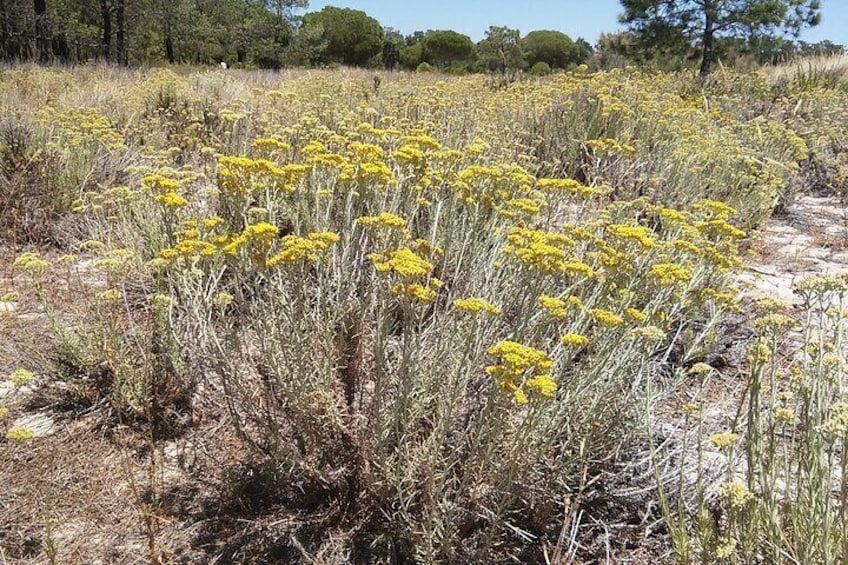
528;61;552;76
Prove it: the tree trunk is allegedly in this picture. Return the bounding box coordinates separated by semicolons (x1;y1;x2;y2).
164;25;174;64
100;0;111;61
0;0;8;60
115;0;125;65
33;0;49;63
52;32;69;63
699;9;715;77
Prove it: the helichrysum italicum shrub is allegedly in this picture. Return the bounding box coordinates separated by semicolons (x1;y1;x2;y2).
7;64;830;560
51;97;749;559
661;275;848;563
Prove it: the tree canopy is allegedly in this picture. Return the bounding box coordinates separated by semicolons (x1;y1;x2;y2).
478;26;524;76
421;30;474;68
301;6;383;66
620;0;822;75
0;0;836;72
523;30;580;69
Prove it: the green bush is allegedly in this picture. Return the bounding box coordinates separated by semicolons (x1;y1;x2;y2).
528;61;552;76
416;61;434;73
445;61;467;75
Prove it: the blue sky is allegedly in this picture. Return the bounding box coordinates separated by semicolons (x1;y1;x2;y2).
305;0;848;45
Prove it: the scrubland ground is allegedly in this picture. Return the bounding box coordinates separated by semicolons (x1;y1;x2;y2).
1;62;848;563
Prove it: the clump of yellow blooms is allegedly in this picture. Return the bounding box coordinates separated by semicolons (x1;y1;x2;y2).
502;227;578;275
155;191;189;208
6;427;34;444
606;224;658;249
485;341;557;404
14;252;51;271
589;308;624;327
539;295;569;318
710;432;740;449
96;289;123;302
211;292;233;307
251;137;291;153
623;308;647;323
629;325;667;342
719;479;754;508
821;402;848;438
753;313;798;334
267;232;339;266
453;297;501;316
369;247;442;303
648;262;692;286
688;362;713;375
370;247;432;278
560;333;589;348
357;212;407;230
8;368;34;386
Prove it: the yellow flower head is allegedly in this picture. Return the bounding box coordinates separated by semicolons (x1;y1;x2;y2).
649;262;692;286
14;252;51;271
719;479;754;508
486;341;556;403
606;223;658;249
623;308;647;323
539;295;568;318
503;227;576;275
267;232;339;267
391;280;442;303
9;368;34;386
213;292;234;307
589;308;624;327
370;248;433;279
710;432;739;449
453;297;501;315
525;375;557;397
561;333;589;348
688;362;713;375
6;427;34;444
357;212;407;230
154;191;188;208
96;289;123;302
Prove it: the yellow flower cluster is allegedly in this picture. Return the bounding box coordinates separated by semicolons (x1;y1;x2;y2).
453;297;501;316
222;222;279;255
5;427;34;444
719;479;754;508
485;340;557;404
370;247;432;278
218;155;307;195
266;232;339;266
710;432;740;449
560;333;589;348
538;294;582;318
357;212;407;230
502;227;582;275
605;224;658;249
589;308;624;327
251;137;291;153
369;247;442;303
14;252;51;271
648;262;692;286
8;368;34;386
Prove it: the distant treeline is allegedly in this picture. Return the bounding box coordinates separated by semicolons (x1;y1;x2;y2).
0;0;843;70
